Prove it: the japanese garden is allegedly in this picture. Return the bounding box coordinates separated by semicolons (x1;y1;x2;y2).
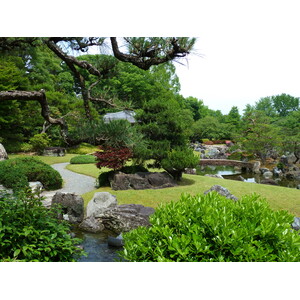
0;37;300;262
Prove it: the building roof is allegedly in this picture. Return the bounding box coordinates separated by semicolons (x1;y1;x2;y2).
103;110;136;123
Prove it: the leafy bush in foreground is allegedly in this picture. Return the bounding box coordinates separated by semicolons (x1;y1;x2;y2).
70;155;96;164
0;157;62;190
0;190;85;262
120;192;300;262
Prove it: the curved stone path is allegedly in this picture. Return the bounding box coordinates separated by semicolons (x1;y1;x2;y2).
41;162;96;206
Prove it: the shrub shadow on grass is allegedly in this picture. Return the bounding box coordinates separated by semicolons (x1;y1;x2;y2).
178;177;196;186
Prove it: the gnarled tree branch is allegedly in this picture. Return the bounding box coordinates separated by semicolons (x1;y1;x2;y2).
110;37;192;70
0;90;69;142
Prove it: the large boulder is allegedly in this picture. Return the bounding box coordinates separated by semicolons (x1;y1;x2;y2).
86;192;117;218
79;192;155;234
263;171;273;179
51;192;84;224
252;161;261;174
43;147;66;157
101;204;155;234
79;216;105;233
0;143;8;161
111;172;177;190
204;185;238;201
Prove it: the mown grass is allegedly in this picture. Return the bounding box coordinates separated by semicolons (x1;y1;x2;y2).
66;162;300;217
10;154;300;216
80;172;300;216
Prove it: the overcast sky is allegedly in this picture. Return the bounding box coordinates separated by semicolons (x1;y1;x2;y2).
173;1;300;114
4;1;300;116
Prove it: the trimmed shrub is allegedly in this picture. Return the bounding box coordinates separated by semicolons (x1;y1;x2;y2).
29;133;51;155
70;155;96;164
0;189;85;262
0;157;62;191
120;192;300;262
67;143;99;155
161;147;199;180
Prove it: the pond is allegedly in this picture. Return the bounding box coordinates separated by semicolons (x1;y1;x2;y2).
72;228;123;262
196;165;300;189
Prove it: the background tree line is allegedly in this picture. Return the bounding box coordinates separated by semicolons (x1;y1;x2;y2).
0;37;299;167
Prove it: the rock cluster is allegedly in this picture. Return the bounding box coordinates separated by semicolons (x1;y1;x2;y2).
111;172;177;190
204;185;238;201
79;192;155;234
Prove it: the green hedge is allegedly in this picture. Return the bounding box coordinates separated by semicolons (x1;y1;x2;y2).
0;157;62;191
70;155;96;164
120;192;300;262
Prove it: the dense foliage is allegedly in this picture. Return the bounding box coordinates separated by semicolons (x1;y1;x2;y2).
120;192;300;262
0;189;85;262
0;157;62;190
161;147;199;180
95;146;133;170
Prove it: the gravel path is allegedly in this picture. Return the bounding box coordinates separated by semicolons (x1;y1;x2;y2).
41;162;96;205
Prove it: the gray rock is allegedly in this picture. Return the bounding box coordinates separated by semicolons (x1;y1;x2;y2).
107;234;124;247
204;185;238;201
79;216;105;233
297;185;300;190
237;175;245;181
101;204;155;234
204;174;224;179
184;168;197;175
0;143;8;161
252;161;261;174
86;192;117;218
263;171;273;179
292;217;300;231
43;147;66;157
111;172;177;190
29;181;43;192
51;192;84;224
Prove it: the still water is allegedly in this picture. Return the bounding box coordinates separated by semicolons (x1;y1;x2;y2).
196;165;300;189
73;229;122;262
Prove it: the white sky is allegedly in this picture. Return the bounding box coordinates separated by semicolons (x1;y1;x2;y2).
3;0;300;116
173;1;300;114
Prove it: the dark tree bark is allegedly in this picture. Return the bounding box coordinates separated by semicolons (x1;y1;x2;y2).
110;37;191;70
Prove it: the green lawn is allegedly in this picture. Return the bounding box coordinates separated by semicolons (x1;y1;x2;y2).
66;162;300;217
9;154;300;216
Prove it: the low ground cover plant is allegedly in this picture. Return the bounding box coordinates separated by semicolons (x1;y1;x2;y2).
0;189;85;262
120;192;300;262
0;157;62;190
70;155;96;164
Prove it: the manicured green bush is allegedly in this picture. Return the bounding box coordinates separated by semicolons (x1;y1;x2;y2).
120;192;300;262
0;157;62;190
70;155;96;164
161;147;199;180
29;133;51;155
0;189;85;262
67;143;99;155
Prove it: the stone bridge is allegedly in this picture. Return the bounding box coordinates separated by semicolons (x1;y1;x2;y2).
199;159;254;171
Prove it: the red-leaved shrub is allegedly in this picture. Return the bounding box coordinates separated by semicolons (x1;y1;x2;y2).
94;146;132;170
